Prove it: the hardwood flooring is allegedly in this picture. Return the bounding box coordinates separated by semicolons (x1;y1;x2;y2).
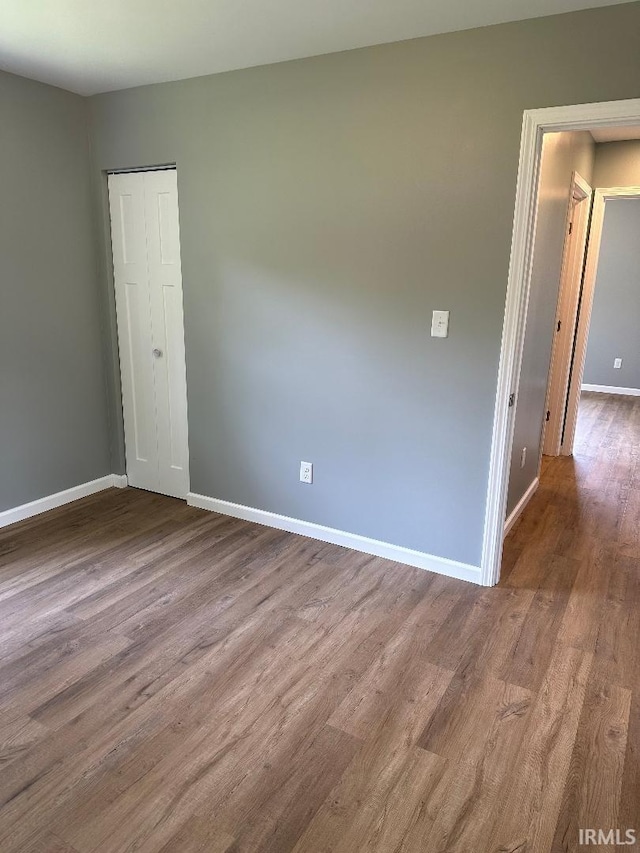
1;391;639;852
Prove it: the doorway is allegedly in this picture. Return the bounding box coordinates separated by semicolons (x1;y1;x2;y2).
481;97;640;586
562;187;640;455
542;172;592;457
108;168;190;499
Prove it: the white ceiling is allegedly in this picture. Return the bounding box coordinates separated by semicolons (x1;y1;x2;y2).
0;0;633;96
591;125;640;142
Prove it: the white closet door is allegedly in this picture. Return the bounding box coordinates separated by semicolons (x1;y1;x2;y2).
143;170;190;498
108;172;159;493
108;170;189;499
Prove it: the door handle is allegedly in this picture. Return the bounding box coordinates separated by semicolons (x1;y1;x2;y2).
152;348;163;358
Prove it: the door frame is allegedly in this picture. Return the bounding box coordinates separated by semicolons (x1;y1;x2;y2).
542;171;592;457
480;97;640;587
561;185;640;454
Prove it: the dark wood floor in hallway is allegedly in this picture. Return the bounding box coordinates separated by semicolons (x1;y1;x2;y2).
0;390;638;852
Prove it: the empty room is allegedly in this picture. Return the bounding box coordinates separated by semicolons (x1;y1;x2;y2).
1;2;640;851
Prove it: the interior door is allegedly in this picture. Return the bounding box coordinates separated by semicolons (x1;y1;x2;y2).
108;169;189;499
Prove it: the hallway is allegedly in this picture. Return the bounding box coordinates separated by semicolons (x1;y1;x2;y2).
501;390;640;844
504;390;640;583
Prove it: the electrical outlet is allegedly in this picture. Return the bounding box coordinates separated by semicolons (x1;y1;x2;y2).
520;447;527;469
614;357;623;369
300;461;313;484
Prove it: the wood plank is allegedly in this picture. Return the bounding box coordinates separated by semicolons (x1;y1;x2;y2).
292;737;447;853
618;688;640;838
485;644;593;853
499;554;580;691
551;679;631;852
0;717;48;771
20;832;80;853
417;675;532;765
209;725;361;853
155;818;235;853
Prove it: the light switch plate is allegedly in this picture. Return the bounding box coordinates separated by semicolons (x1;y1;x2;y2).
431;310;449;338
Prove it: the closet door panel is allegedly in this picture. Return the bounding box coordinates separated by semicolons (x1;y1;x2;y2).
108;172;159;492
143;169;190;499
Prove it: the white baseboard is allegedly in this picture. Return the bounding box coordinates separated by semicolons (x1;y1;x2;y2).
0;474;128;530
187;492;481;584
504;477;539;537
581;384;640;396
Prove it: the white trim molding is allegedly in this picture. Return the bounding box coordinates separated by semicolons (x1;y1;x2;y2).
0;474;128;529
481;96;640;587
504;477;539;538
188;492;481;585
582;384;640;396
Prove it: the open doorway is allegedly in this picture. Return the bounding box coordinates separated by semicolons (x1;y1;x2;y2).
562;186;640;457
480;97;640;586
502;135;640;575
542;171;592;458
504;146;640;558
502;131;595;539
527;179;640;471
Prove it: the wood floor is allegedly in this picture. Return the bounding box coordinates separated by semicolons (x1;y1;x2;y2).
1;391;639;852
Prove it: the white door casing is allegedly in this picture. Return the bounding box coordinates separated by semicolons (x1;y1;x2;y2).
108;169;190;499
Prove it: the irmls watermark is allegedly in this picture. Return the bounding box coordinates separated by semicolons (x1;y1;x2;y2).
579;829;637;846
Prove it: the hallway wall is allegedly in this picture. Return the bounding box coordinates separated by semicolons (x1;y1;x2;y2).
583;198;640;391
593;139;640;187
582;141;640;392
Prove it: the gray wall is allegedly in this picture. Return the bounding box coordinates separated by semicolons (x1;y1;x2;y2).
582;198;640;389
593;139;640;187
0;71;111;513
506;131;594;515
88;3;640;566
582;141;640;391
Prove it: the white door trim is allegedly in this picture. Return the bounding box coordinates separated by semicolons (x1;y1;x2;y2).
480;97;640;587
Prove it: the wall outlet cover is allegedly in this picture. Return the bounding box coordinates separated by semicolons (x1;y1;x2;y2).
431;310;449;338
